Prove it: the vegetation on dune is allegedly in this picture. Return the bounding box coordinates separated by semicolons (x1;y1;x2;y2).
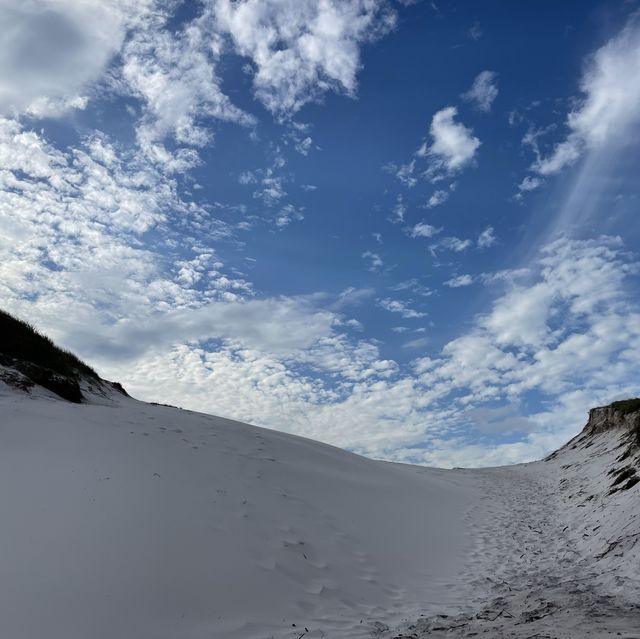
0;309;100;402
0;309;98;379
607;399;640;451
609;398;640;416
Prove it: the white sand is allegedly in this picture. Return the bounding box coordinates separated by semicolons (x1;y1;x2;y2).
0;381;638;638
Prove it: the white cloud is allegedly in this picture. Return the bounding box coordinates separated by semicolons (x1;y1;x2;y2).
237;153;307;227
85;296;338;360
213;0;397;115
238;170;257;184
477;226;496;248
275;203;305;227
295;135;313;155
378;298;427;318
445;274;473;288
362;250;383;272
98;342;425;458
391;278;433;297
283;120;315;155
482;282;553;348
0;118;253;354
465;405;536;435
462;70;498;112
421;236;640;398
330;287;375;314
401;237;640;464
384;161;417;187
402;336;429;349
407;222;441;238
517;175;542;193
533;15;640;175
426;189;449;208
391;326;409;333
390;194;408;222
254;172;287;205
467;22;482;41
533;139;582;176
417;106;481;176
389;107;479;191
0;0;146;117
0;121;428;458
342;318;363;331
0;1;257;171
0;0;400;173
430;236;472;253
122;12;255;168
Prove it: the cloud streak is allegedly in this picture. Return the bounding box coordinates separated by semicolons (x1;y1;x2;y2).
462;70;498;112
531;14;640;177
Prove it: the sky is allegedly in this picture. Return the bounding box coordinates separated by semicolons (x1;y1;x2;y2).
1;0;640;467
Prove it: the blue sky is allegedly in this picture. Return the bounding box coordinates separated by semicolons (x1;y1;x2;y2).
2;0;640;466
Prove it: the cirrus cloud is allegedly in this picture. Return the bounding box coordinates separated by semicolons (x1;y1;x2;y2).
533;14;640;176
462;70;498;112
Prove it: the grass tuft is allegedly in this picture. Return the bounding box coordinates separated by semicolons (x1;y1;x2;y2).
609;398;640;416
0;309;98;380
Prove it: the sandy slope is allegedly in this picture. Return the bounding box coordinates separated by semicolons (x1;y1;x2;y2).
384;416;640;638
0;384;472;639
0;381;638;638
